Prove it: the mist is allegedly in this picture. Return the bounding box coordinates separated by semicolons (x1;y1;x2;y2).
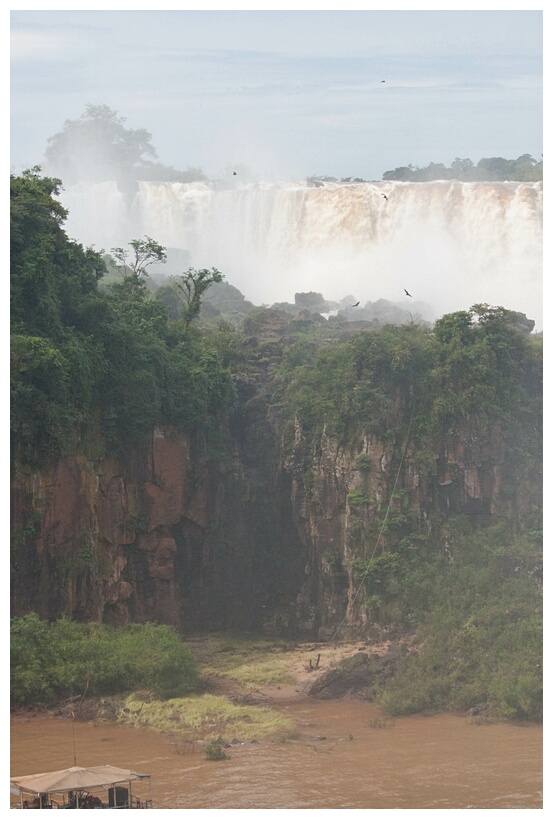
58;177;543;332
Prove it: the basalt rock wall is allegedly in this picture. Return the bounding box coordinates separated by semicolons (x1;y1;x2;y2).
10;412;304;633
11;394;530;639
282;418;518;639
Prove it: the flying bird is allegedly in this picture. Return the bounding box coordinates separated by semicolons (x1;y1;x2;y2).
233;171;237;175
381;193;388;201
352;301;360;307
381;80;386;83
404;289;412;297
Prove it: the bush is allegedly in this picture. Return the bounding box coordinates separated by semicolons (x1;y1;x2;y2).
205;739;228;761
373;523;543;722
10;615;198;708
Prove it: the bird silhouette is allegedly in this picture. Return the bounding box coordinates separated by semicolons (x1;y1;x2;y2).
381;80;386;83
233;171;237;176
381;193;388;201
352;301;360;307
404;289;412;297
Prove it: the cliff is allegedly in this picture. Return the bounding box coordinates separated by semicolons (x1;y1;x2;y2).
10;391;306;634
11;323;539;640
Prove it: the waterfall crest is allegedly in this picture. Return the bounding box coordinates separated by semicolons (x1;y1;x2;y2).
60;179;542;326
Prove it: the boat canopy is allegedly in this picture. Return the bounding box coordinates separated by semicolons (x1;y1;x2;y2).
10;764;150;796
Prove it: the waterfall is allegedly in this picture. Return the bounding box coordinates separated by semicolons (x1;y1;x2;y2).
60;179;543;328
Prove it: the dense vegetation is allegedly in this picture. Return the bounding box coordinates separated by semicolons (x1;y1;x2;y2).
10;614;198;706
308;154;542;184
277;305;540;460
275;310;542;721
10;168;234;465
381;154;542;182
353;517;542;721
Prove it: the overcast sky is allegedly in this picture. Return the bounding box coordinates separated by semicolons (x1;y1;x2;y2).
10;6;543;181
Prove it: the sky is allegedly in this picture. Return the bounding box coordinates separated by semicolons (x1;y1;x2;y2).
9;6;543;182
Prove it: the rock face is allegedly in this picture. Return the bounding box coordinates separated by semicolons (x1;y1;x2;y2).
10;376;537;638
309;647;408;700
309;652;374;699
11;407;306;632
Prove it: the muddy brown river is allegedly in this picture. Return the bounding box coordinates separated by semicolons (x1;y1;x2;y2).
10;700;542;809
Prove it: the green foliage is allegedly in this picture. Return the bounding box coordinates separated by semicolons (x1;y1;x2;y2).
347;489;371;507
10;615;199;707
110;236;167;279
10;170;236;462
205;739;228;760
279;307;540;496
373;520;542;722
276;310;541;722
10;169;106;340
382;154;542;182
354;454;372;472
166;267;224;326
351;539;421;618
11;335;73;460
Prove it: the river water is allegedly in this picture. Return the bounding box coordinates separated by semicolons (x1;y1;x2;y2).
10;698;542;810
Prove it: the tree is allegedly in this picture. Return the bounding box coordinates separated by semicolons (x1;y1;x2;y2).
11;167;106;339
168;268;224;325
433;310;473;345
475;157;516;181
450;158;475;180
382;166;415;181
44;104;158;185
110;236;167;279
470;303;535;335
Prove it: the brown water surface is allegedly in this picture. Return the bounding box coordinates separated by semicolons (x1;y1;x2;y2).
10;700;542;809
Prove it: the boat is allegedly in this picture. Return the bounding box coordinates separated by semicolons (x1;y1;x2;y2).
10;764;152;809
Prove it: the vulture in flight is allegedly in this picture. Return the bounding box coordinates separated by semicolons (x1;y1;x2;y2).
381;193;388;201
404;289;412;298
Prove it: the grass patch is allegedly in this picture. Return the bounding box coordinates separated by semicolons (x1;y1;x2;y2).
119;692;295;741
195;636;296;687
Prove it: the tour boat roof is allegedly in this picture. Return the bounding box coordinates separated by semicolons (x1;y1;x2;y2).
10;764;150;796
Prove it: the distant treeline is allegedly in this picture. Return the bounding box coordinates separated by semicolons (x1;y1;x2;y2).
307;154;542;186
382;154;542;183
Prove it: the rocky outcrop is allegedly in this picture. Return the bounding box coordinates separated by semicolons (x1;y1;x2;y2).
309;646;409;700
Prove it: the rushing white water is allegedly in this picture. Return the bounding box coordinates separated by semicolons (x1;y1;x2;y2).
60;179;543;328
